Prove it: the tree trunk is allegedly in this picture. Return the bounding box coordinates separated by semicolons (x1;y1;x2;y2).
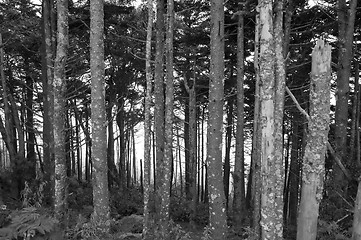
287;114;302;228
158;0;174;235
90;0;110;226
41;0;55;205
53;0;68;224
333;0;357;182
258;0;286;238
143;0;154;238
350;62;360;165
353;178;361;239
273;0;286;236
25;62;36;181
207;0;227;238
250;7;262;235
223;98;233;210
154;0;165;224
297;38;331;240
233;9;246;231
185;73;197;225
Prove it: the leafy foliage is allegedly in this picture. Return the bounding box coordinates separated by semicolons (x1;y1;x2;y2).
66;214;112;240
21;181;47;208
0;207;58;240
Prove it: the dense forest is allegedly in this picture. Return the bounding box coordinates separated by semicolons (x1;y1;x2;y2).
0;0;360;239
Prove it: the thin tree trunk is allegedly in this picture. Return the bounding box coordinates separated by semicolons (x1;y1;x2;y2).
287;114;302;228
233;9;246;231
297;38;331;240
350;61;360;165
223;98;233;210
334;0;357;181
154;0;165;221
352;179;361;239
143;0;154;237
184;75;197;225
249;1;261;236
41;0;55;205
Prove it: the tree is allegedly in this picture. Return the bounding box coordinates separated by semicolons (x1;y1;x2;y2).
158;0;174;236
333;0;357;181
297;38;331;240
258;0;285;238
233;4;246;231
53;0;68;223
90;0;110;226
41;0;55;205
207;0;227;238
143;0;154;238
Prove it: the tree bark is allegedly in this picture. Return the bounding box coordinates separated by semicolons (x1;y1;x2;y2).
90;0;110;226
223;98;233;210
158;0;174;236
143;0;154;238
333;0;357;181
207;0;227;238
53;0;68;223
233;9;246;231
297;38;331;240
41;0;55;205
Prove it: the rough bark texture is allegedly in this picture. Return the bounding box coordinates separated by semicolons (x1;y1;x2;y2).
259;0;276;239
233;10;246;231
154;0;165;222
273;1;286;237
143;0;153;238
334;0;357;181
258;0;285;239
41;0;55;205
223;98;233;209
158;0;174;236
53;0;68;223
287;114;302;228
90;0;110;225
250;7;261;236
297;38;331;240
207;0;227;239
185;76;197;225
353;179;361;239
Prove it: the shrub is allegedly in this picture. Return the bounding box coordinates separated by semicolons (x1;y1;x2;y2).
0;207;58;240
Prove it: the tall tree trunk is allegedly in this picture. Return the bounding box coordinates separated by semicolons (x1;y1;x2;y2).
159;0;174;235
350;61;360;165
154;0;165;224
353;178;361;239
53;0;68;224
207;0;227;238
297;38;331;240
143;0;154;238
258;0;286;238
233;8;246;231
25;62;36;181
116;101;126;190
273;0;286;236
249;5;262;236
184;99;190;200
185;74;197;225
41;0;55;205
287;114;302;228
223;98;233;210
333;0;357;181
90;0;110;226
